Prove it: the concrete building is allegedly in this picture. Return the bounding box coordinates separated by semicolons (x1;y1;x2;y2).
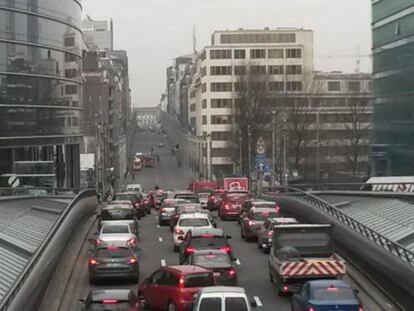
371;1;414;176
82;18;114;51
0;0;83;188
187;28;314;177
135;107;160;129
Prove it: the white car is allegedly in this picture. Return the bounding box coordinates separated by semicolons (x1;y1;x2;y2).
197;192;210;209
173;213;213;251
192;286;257;311
96;224;138;249
126;183;142;193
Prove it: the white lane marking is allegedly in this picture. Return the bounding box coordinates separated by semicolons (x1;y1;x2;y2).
235;259;241;266
157;224;160;228
253;296;262;307
161;259;166;266
158;237;163;242
155;216;159;220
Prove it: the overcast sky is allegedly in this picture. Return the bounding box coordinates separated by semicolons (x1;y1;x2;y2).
83;0;372;107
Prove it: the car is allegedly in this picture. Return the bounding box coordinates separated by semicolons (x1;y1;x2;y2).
173;213;214;252
137;265;215;311
126;183;143;193
96;224;138;250
158;199;189;226
197;192;210;209
173;191;200;203
98;204;139;236
154;189;168;209
219;191;252;220
256;217;298;253
178;228;233;264
78;289;142;310
192;286;257;311
238;200;280;224
185;250;237;285
207;189;225;211
291;280;363;311
113;192;146;218
169;203;204;231
88;245;139;284
240;207;280;241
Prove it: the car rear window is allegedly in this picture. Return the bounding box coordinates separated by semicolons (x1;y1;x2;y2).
179;218;209;227
225;297;248;311
199;298;221;311
193;253;231;265
190;236;226;248
113;194;136;201
198;193;210;198
96;248;130;258
312;287;356;300
101;225;130;234
184;273;215;288
227;194;250;202
101;209;134;220
253;211;278;221
176;195;200;203
89;302;130;310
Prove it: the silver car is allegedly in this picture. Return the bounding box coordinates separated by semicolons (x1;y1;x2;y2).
198;192;210;209
96;224;138;250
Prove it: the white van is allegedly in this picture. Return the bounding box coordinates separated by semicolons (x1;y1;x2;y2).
192;286;257;311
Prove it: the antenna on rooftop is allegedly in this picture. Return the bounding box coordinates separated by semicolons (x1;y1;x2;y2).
355;46;361;73
193;26;197;54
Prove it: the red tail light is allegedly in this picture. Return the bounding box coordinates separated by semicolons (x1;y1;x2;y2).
275;205;281;213
127;238;136;246
210;195;215;200
160;208;165;213
102;299;118;304
95;239;102;245
175;228;184;235
134;202;140;208
89;258;98;265
185;246;195;253
224;204;230;209
358;305;364;311
267;231;273;237
308;307;315;311
227;268;236;276
220;245;231;252
282;285;289;292
178;277;185;288
128;258;137;264
248;220;255;226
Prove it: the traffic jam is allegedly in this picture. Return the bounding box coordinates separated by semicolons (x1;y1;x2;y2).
79;177;365;311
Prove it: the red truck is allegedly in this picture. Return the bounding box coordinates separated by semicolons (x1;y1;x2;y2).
223;177;248;192
188;180;218;194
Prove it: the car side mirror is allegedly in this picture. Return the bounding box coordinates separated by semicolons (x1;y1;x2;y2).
226;235;232;239
178;236;184;241
250;299;257;308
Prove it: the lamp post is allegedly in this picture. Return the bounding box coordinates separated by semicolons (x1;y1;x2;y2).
247;125;251;178
272;110;276;177
283;128;288;186
238;130;242;175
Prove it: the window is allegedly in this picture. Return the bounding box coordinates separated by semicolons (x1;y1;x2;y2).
250;49;266;59
269;82;285;91
200;50;207;60
211;131;233;140
202;83;207;93
202;99;207;109
327;81;341;91
64;37;75;47
220;33;295;44
211;98;232;108
202;115;207;125
234;49;246;59
190;90;196;98
286;48;302;58
211;115;232;124
286;81;302;91
201;67;207;77
268;49;284;58
286;65;302;75
211;82;232;92
65;53;77;62
210;49;232;59
225;297;248;311
211;148;232;157
234;66;246;75
250;65;266;74
348;81;361;92
190;103;196;112
65;85;77;94
367;81;373;92
210;66;232;75
199;298;221;311
269;65;284;75
65;69;77;78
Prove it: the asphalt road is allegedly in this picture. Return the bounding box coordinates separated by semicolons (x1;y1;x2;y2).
39;130;395;311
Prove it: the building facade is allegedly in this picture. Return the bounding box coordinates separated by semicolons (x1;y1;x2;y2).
0;0;83;188
372;0;414;176
82;18;114;51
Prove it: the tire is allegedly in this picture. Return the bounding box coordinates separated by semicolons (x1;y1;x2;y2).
263;247;270;254
257;239;263;249
174;245;179;252
269;271;274;283
167;301;176;311
138;292;149;310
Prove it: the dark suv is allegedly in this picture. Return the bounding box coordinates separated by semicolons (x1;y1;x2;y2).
178;228;233;264
78;289;141;310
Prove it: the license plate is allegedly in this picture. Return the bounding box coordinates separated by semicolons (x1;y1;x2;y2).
108;263;121;267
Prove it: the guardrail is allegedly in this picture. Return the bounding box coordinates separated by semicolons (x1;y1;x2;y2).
0;187;82;197
0;189;96;311
266;187;414;268
279;182;414;192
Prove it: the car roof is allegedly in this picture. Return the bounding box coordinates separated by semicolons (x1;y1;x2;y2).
174;190;193;194
308;279;352;289
115;192;136;195
126;184;142;188
199;286;245;294
179;212;209;219
102;204;133;210
167;265;211;274
251;207;277;213
90;289;132;301
193;249;228;256
268;217;298;223
107;200;133;205
252;201;275;205
190;228;224;236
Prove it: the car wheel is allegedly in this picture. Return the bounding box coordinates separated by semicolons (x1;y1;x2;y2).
174;245;179;252
138;292;149;310
257;239;263;249
167;301;176;311
263;247;270;254
269;271;274;283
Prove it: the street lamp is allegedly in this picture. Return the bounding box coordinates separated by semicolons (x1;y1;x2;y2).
238;130;242;174
247;125;251;178
272;110;276;176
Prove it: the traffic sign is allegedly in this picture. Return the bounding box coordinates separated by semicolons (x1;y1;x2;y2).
8;175;20;188
256;136;266;155
255;160;269;172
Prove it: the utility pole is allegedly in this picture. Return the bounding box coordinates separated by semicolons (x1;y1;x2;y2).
316;110;320;183
283;128;288;186
247;125;251;180
238;130;242;175
272;110;276;177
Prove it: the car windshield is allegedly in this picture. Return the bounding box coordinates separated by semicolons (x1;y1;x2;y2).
96;248;130;258
198;193;210;198
101;209;134;220
312;287;356;300
193;253;231;266
253;211;278;221
177;195;200;203
184;273;215;288
225;297;248;311
88;302;130;311
254;203;276;209
113;194;136;201
179;218;209;227
190;236;226;248
101;225;130;234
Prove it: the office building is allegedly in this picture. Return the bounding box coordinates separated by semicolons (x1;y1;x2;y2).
82;18;114;51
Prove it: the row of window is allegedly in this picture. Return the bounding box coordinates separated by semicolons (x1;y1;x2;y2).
201;81;303;93
202;115;233;125
206;65;302;76
327;81;372;92
201;48;302;60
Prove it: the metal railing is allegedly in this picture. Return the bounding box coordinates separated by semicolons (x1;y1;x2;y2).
0;187;82;197
0;189;96;310
266;187;414;268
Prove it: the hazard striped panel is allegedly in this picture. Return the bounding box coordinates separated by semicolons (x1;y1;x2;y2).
281;260;346;277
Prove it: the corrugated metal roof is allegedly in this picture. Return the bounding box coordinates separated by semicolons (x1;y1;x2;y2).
319;195;414;251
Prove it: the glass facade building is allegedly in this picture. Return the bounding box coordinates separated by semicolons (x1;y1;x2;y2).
0;0;83;188
372;0;414;175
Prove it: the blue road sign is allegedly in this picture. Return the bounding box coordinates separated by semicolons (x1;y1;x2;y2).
255;160;270;172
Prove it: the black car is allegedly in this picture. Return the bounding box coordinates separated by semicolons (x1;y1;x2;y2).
178;228;233;264
88;245;139;284
78;289;141;310
98;204;140;236
185;250;237;285
113;192;146;218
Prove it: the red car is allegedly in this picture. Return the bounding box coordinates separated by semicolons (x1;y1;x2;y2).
206;189;225;211
138;265;215;311
218;191;252;220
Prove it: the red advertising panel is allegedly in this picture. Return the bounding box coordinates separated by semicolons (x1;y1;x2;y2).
223;177;248;191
